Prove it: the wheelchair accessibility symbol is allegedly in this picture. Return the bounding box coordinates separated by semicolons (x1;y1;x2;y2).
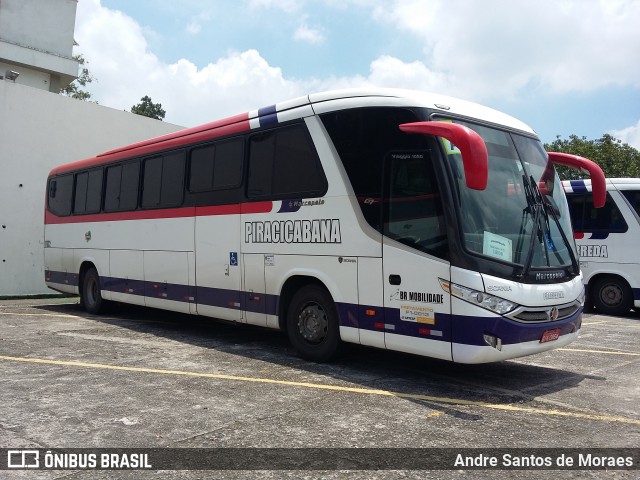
230;252;238;266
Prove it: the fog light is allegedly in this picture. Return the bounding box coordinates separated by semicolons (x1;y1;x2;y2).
483;333;503;351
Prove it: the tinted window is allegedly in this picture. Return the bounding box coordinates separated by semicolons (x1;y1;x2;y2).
86;169;103;213
384;151;448;259
142;157;162;208
621;190;640;218
189;138;243;192
48;174;74;216
321;107;428;231
104;165;122;211
247;124;325;199
120;162;140;210
567;193;628;233
142;151;185;208
74;172;89;213
105;161;140;212
74;169;103;214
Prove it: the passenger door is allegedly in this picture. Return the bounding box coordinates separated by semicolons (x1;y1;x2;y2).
382;151;453;361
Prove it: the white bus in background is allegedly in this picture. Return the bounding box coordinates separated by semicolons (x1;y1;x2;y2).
563;178;640;315
44;88;606;364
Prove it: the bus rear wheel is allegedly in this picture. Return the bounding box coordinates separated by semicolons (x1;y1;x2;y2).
591;276;633;316
286;285;341;362
81;267;105;314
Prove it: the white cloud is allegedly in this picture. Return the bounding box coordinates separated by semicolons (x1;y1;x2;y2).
75;0;304;126
186;12;210;35
611;120;640;151
294;22;325;45
247;0;301;13
372;0;640;100
74;0;640;132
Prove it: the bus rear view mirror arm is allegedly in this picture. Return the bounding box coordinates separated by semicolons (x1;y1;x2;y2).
547;152;606;208
399;121;488;191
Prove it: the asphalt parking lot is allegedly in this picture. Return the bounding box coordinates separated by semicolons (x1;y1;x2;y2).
0;297;638;479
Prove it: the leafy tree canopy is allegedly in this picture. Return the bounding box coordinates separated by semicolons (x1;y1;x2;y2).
544;134;640;180
130;95;166;121
59;54;96;102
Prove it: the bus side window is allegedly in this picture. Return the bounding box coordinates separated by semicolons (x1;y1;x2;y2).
105;161;140;212
142;151;185;209
189;138;243;193
621;190;640;218
383;152;448;259
74;169;103;215
321;107;429;233
568;193;628;233
48;174;74;216
247;123;326;200
566;194;586;231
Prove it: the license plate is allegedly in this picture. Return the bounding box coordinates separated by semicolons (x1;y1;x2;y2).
540;328;561;343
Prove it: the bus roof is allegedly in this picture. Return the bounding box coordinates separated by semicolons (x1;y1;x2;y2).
48;88;536;176
563;178;640;193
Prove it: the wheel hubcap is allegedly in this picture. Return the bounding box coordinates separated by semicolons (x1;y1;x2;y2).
601;284;623;306
297;303;328;344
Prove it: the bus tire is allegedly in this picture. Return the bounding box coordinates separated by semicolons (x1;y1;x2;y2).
590;276;633;316
286;285;341;362
81;267;105;314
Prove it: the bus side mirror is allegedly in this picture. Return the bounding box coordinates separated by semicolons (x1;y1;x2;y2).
399;121;488;191
547;152;606;208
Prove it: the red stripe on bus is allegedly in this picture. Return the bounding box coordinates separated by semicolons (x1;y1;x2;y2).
45;202;273;225
48;115;252;176
194;202;273;216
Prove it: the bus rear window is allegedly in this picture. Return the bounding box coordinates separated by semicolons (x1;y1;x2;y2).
48;174;74;216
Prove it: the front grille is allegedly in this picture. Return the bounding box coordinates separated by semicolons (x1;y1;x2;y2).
507;301;581;323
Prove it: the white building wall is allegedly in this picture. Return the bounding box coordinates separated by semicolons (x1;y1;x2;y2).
0;0;77;57
0;0;79;91
0;81;184;296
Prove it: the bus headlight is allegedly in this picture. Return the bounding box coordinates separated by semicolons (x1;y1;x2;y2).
578;287;586;307
439;279;518;315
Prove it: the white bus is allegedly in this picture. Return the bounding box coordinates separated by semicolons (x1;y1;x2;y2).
563;178;640;315
44;89;606;363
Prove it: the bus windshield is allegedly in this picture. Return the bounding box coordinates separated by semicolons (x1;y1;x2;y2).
444;120;577;271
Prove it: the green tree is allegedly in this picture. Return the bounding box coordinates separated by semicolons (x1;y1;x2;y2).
130;96;166;121
544;134;640;179
59;54;96;102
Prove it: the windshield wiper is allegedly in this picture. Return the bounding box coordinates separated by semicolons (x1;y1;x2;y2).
519;174;543;279
519;175;579;279
540;185;580;276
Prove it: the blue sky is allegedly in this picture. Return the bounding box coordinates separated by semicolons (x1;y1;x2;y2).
76;0;640;149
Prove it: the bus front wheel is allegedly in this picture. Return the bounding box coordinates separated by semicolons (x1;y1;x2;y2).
591;276;633;316
286;285;341;362
81;267;105;314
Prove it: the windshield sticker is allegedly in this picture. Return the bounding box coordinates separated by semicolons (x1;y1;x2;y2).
483;231;513;262
436;119;462;155
544;232;556;251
